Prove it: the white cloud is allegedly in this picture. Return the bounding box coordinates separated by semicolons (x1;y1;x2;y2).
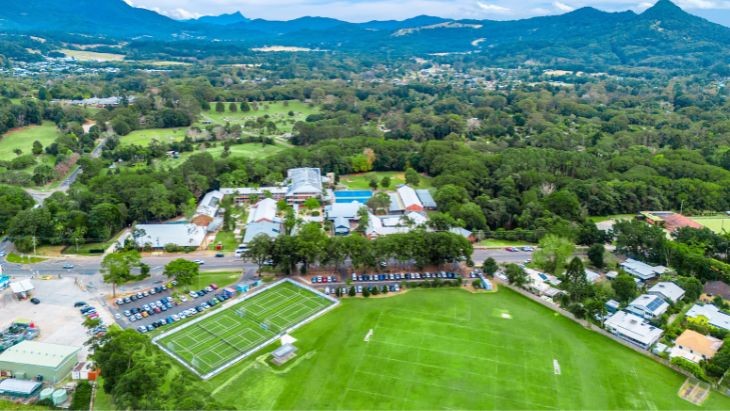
476;1;512;14
553;1;576;11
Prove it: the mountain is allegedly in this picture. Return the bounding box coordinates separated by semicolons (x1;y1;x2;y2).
0;0;728;72
188;11;248;26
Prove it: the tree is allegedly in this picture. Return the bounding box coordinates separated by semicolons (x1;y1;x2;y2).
302;197;321;210
101;251;141;298
612;272;638;304
564;257;590;302
380;176;391;188
676;276;702;301
533;235;575;275
362;286;371;298
229;102;238;112
587;243;605;268
368;177;378;190
505;264;528;287
246;234;273;275
215;101;225;113
405;168;420;186
163;259;199;286
296;223;328;272
367;192;390;213
32;140;43;155
348;286;356;297
240;101;251;112
482;257;498;276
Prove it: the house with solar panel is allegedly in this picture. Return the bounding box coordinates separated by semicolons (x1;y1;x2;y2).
625;294;669;320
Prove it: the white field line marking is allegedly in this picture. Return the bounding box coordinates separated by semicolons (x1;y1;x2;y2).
364;329;373;342
553;359;561;375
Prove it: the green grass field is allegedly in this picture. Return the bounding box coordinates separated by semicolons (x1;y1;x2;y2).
478;238;535;247
590;214;636;223
159;143;286;168
202;100;318;133
204;288;730;410
693;216;730;234
341;171;432;190
0;121;59;161
120;128;187;146
157;280;335;377
190;271;242;290
60;49;125;62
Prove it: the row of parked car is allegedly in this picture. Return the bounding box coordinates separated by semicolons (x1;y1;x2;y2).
124;296;176;322
321;283;401;296
77;302;108;336
136;288;235;333
115;283;176;305
311;275;338;284
505;246;535;252
351;271;461;282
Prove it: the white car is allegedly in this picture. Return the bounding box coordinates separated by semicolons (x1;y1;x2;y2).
193;259;205;265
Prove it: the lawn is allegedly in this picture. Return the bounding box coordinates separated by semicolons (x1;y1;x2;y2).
159;143;286;168
120;128;187;146
5;253;47;264
693;216;730;234
590;214;636;223
202;100;318;133
0;121;59;161
341;171;432;190
156;280;335;378
203;287;730;410
191;271;243;290
92;378;115;411
478;238;535;247
60;49;125;62
208;231;239;252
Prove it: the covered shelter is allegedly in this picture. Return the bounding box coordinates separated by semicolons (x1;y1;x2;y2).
0;379;42;399
271;344;298;366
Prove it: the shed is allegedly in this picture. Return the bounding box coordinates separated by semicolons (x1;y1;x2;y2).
0;378;42;398
271;344;298;366
9;280;33;298
0;341;80;383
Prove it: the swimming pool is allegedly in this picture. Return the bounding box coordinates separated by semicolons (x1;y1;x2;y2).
334;190;373;203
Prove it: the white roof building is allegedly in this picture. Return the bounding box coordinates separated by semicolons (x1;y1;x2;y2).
686;304;730;331
626;294;669;319
620;258;667;281
585;269;601;283
242;221;282;245
248;198;278;223
9;279;33;295
648;282;685;304
133;224;207;248
195;190;223;218
366;212;428;237
604;311;663;349
287;168;323;196
324;201;365;221
396;185;424;212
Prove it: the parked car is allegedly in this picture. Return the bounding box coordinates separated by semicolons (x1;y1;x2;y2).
193;259;205;265
30;298;40;304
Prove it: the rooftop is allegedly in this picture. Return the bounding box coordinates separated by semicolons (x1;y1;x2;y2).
242;221;282;245
704;281;730;300
133;224;207;248
0;341;79;368
675;329;723;359
325;201;364;220
287;168;323;195
648;282;685;302
397;185;423;209
605;311;663;347
0;379;42;396
415;189;437;208
272;343;297;358
620;258;666;280
195;190;223;219
629;294;669;315
686;304;730;330
249;198;278;223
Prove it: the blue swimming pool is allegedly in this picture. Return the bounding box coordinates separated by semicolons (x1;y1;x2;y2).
334;190;373;203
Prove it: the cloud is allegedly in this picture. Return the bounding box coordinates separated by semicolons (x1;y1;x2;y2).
476;1;512;13
553;1;576;11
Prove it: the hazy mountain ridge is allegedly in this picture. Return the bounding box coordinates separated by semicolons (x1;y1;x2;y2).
0;0;728;72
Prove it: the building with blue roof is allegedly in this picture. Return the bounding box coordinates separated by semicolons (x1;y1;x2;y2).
415;189;437;209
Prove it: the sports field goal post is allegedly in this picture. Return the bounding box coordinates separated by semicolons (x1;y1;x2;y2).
235;308;246;318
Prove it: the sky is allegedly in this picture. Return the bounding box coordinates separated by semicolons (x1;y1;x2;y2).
124;0;730;26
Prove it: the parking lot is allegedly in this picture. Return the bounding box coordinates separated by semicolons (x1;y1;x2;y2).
308;270;471;296
109;282;237;333
0;277;111;359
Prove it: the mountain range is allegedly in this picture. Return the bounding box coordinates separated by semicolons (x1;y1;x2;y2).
0;0;729;72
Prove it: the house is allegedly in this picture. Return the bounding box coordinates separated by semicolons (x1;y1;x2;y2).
670;330;723;363
686;304;730;331
325;201;365;235
396;185;424;213
449;227;474;242
626;294;669;320
620;258;667;281
524;268;564;298
195;190;223;219
585;269;601;283
415;189;437;210
241;221;281;246
248;198;278;224
366;212;428;238
639;211;703;233
604;311;663;349
648;282;685;304
703;281;730;301
131;224;207;249
605;299;620;314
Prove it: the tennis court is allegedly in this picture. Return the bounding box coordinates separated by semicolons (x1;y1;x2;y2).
155;280;336;378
